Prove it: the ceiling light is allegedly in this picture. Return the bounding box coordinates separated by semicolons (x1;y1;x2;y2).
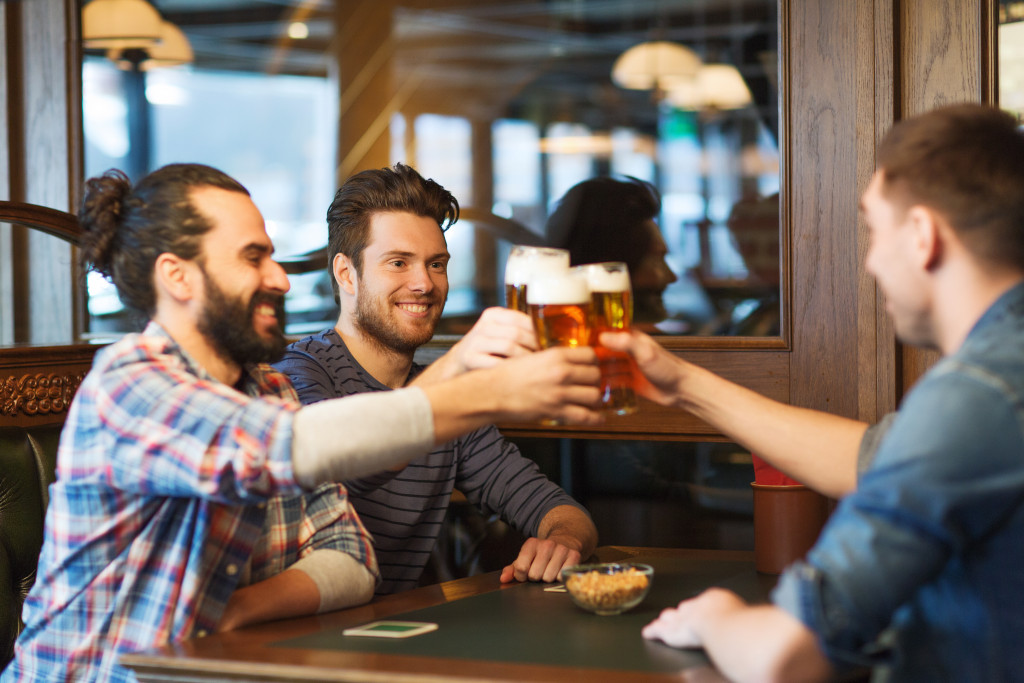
288;22;310;40
108;21;193;70
82;0;162;50
611;41;702;92
666;64;753;111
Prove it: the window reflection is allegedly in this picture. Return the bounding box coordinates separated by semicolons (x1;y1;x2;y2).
82;0;780;338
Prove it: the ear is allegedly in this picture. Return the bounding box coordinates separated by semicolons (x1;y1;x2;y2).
154;253;197;304
333;253;357;296
906;205;942;271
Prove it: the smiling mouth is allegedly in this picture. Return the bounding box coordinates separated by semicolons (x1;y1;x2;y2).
397;303;430;314
254;303;278;320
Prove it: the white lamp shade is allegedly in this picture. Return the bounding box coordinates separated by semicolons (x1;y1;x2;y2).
666;63;752;110
82;0;162;50
108;21;193;70
611;41;702;91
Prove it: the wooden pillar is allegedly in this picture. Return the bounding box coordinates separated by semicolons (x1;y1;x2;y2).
334;1;398;183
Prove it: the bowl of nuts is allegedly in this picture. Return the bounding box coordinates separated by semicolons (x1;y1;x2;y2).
560;562;653;616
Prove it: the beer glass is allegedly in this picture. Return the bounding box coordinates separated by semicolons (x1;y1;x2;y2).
504;245;570;313
527;269;591;349
527;268;591;425
575;262;638;415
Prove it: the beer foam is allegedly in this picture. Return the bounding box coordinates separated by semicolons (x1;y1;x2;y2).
527;272;589;304
582;268;630;292
504;248;569;285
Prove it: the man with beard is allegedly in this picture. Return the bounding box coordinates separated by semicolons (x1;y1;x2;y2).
605;104;1024;681
274;163;598;595
4;164;603;683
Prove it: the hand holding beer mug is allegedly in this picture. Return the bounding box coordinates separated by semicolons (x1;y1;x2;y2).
504;245;570;313
575;262;638;415
527;268;591;424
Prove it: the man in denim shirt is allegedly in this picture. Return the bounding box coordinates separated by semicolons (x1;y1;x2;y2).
603;104;1024;681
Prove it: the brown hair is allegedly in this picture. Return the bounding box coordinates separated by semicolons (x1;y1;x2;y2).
78;163;249;316
325;163;458;303
877;103;1024;270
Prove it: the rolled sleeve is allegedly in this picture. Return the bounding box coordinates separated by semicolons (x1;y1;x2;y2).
773;363;1024;670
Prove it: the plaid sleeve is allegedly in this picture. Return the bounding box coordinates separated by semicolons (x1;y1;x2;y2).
298;483;379;581
74;336;303;503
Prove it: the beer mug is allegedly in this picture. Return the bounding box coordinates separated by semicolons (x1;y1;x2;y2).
504;245;570;313
574;262;638;416
527;268;591;349
527;268;591;425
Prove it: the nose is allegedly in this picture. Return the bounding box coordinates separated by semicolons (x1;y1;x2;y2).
265;259;291;294
658;258;678;286
406;263;435;294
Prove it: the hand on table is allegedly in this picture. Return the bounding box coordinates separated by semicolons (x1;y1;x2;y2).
500;537;583;584
641;588;745;648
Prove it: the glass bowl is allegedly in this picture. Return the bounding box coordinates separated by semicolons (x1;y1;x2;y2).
560;562;653;615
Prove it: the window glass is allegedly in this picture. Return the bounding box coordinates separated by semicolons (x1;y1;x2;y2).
1000;1;1024;122
82;0;780;338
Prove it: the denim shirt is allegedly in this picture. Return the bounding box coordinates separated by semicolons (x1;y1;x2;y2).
773;282;1024;682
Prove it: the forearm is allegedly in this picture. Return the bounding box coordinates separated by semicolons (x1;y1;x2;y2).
292;388;434;487
676;364;868;498
537;505;598;559
697;602;832;683
218;567;319;632
218;551;376;631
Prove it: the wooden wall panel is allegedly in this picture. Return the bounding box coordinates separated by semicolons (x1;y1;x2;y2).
787;0;881;422
896;0;986;397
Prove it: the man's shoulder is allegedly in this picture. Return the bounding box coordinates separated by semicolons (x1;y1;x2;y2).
275;328;379;401
91;327;182;377
281;328;344;361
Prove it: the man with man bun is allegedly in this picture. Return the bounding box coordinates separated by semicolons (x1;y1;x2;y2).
2;163;601;682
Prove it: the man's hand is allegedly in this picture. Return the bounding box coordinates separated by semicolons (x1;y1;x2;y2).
500;537;583;584
599;330;691;408
451;307;538;371
642;588;834;683
486;346;602;425
414;307;538;386
642;588;744;648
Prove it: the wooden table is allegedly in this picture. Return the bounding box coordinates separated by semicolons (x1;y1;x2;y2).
122;547;775;682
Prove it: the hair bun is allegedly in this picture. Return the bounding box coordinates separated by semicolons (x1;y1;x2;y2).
79;169;132;278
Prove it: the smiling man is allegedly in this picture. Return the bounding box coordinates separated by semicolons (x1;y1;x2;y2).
3;164;603;683
602;104;1024;681
274;163;598;595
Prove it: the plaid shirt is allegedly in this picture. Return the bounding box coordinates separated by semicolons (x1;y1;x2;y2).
2;323;376;683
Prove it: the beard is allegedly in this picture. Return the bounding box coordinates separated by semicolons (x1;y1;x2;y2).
354;286;442;356
196;268;288;366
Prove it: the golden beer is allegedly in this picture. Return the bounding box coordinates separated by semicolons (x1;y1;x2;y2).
504;246;569;313
575;263;637;415
505;283;527;314
526;269;591;425
529;301;591;349
591;288;633;333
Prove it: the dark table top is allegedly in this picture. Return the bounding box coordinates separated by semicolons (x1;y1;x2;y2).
122;546;774;682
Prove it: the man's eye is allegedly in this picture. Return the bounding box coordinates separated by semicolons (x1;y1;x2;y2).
430;261;447;271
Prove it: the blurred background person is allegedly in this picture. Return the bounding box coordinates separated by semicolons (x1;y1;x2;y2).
546;177;677;332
